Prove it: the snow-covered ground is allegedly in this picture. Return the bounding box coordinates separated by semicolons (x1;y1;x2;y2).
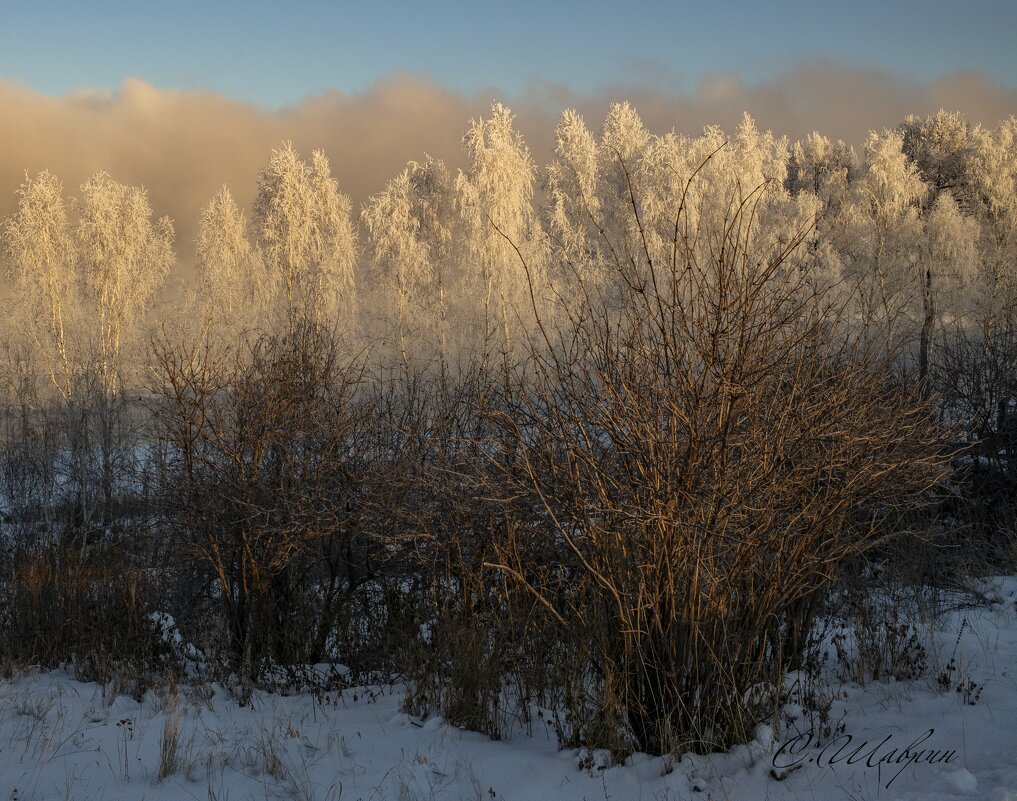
2;578;1016;801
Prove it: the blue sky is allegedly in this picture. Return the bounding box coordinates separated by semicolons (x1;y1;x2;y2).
1;0;1015;106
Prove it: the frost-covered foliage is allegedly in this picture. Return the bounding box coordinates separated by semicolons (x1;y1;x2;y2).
2;170;175;395
900;110;972;199
362;157;457;368
546;109;601;267
2;171;79;397
786;131;856;203
253;143;357;322
545;107;819;325
455;103;544;360
196;185;270;332
827;130;926;351
3;105;1011;389
76;172;174;393
923;192;981;325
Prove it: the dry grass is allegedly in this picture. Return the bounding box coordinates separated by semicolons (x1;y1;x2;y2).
157;688;189;780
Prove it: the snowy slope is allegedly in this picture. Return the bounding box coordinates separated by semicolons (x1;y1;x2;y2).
1;578;1015;801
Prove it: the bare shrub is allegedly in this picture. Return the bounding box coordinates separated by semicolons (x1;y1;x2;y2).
389;363;504;729
478;170;953;755
0;340;163;683
0;538;170;691
933;322;1017;574
153;312;391;684
388;356;567;739
829;575;931;685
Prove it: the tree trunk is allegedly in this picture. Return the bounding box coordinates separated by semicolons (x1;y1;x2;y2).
919;267;934;390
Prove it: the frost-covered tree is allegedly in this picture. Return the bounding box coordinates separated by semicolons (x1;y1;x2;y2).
253;143;356;323
968;117;1017;321
597;102;652;272
835;130;927;351
546;109;602;281
546;104;661;301
308;150;357;313
899;110;972;201
456;104;543;361
635;114;818;299
254;143;310;302
948;117;1017;435
692;115;804;257
2;171;79;398
784;133;857;292
919;192;980;380
406;158;457;362
546;109;819;314
75;172;174;393
196;186;270;334
787;131;856;207
362;157;456;369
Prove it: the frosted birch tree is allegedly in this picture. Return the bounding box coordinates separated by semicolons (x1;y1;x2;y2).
75;172;174;394
456;104;543;364
2;171;79;398
597;102;651;275
787;132;856;206
308;150;357;317
675;115;802;259
785;133;858;294
253;143;356;324
546;110;602;282
835;130;927;351
547;108;820;316
968;118;1017;323
362;157;456;370
899;110;972;201
919;191;980;381
406;157;457;364
546;105;653;307
196;185;270;336
632;114;819;305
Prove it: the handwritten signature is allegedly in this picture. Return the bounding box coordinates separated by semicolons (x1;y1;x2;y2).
772;728;958;788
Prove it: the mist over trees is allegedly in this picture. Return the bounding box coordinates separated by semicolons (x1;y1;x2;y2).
1;104;1015;757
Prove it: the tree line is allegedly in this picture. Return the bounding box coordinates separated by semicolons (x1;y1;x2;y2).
3;107;1014;395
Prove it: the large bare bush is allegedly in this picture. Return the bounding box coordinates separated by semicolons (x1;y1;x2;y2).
153;316;380;681
481;171;952;755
